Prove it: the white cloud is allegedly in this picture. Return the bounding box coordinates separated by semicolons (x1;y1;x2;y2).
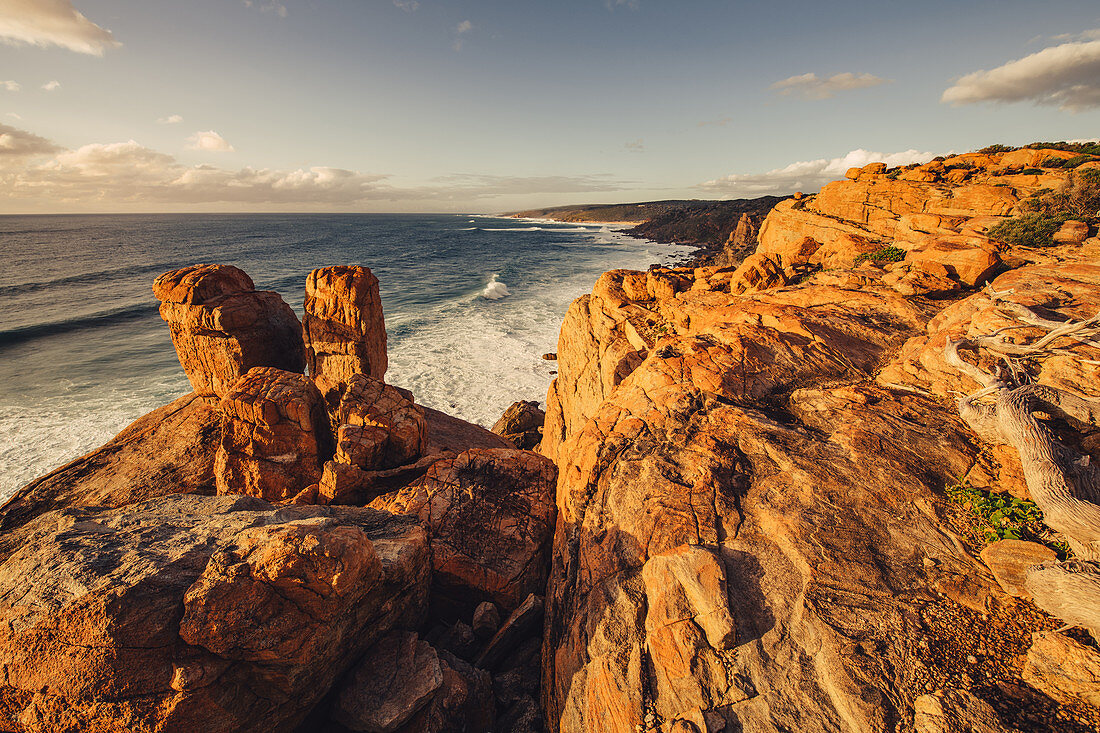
699;148;936;197
41;80;60;91
0;123;631;210
186;130;234;152
1;80;20;92
606;0;640;9
393;0;419;11
452;21;473;51
158;114;183;124
7;112;22;120
0;0;119;55
242;0;287;18
770;72;888;100
942;36;1100;112
624;138;644;153
0;123;61;159
697;116;733;128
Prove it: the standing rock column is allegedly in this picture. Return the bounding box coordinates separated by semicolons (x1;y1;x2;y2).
153;264;306;398
216;367;334;500
303;266;388;394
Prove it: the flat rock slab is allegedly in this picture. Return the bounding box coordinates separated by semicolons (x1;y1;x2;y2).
979;539;1057;599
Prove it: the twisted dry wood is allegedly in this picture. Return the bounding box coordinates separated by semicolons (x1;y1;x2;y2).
945;300;1100;640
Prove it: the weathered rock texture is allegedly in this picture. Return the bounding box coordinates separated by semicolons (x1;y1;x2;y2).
0;393;219;559
154;264;306;398
216;367;334;500
372;448;557;616
0;494;429;733
304;266;388;390
492;400;545;450
539;149;1100;732
335;374;426;470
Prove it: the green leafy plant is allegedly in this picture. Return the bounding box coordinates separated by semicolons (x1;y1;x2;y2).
946;482;1044;542
1041;156;1067;168
854;245;906;265
1027;141;1100;156
979;144;1017;154
1020;168;1043;175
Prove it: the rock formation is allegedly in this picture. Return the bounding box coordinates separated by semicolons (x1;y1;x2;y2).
371;448;557;616
5;144;1100;733
0;494;429;733
539;148;1100;732
154;264;306;398
303;265;388;397
491;400;545;450
215;366;333;500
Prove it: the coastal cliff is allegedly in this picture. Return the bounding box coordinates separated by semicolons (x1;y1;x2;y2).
539;146;1100;732
1;144;1099;732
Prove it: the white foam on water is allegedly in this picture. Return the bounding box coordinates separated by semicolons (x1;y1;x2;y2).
385;233;693;429
0;227;693;503
0;372;189;502
481;274;511;300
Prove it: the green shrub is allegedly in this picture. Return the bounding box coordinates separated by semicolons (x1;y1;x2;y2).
987;213;1071;247
1041;156;1067;168
1026;141;1100;156
979;144;1017;154
1063;154;1097;169
1020;168;1043;175
854;245;906;265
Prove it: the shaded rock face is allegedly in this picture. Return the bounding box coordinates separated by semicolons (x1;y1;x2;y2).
0;494;430;733
331;631;494;733
216;367;334;501
492;400;545;450
304;266;388;392
372;448;557;617
154;264;306;398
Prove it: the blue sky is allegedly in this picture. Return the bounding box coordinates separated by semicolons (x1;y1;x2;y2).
2;0;1099;212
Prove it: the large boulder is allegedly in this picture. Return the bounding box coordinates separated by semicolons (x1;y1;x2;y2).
335;374;426;470
0;494;430;733
491;401;545;450
154;264;306;398
216;367;334;500
371;448;557;617
303;266;388;391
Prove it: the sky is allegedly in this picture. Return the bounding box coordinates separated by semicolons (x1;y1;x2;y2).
1;0;1099;213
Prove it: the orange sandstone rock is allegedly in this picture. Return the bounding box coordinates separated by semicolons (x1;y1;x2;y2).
216;367;333;501
155;265;306;399
371;448;556;615
0;494;429;733
335;373;426;470
303;265;388;388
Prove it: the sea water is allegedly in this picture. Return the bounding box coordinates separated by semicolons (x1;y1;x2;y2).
0;213;691;501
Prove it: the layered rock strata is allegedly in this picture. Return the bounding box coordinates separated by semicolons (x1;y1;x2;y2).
154;264;306;398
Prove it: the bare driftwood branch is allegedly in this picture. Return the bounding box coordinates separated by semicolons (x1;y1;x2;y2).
944;301;1100;640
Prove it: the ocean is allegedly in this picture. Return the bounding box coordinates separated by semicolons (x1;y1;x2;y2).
0;213;691;502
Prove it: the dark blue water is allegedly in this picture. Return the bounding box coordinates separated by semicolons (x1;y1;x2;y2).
0;213;690;499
